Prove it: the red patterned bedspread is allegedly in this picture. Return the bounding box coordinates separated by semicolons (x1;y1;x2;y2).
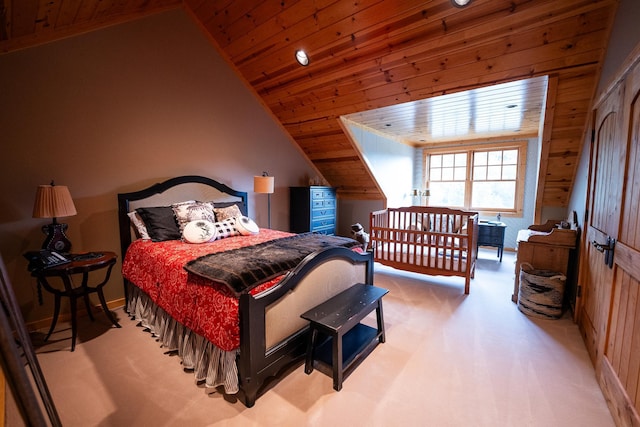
122;229;293;351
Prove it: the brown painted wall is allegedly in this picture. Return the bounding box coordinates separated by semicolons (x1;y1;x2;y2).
0;9;318;324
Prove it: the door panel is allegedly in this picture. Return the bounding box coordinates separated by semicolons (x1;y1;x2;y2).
581;227;614;364
599;63;640;426
579;81;624;365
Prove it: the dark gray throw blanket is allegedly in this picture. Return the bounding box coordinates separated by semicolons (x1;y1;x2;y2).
184;233;360;297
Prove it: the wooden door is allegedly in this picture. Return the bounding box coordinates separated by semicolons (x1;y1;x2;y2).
577;80;625;367
596;59;640;427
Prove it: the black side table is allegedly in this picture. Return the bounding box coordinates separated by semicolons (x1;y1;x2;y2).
30;251;121;351
477;222;507;262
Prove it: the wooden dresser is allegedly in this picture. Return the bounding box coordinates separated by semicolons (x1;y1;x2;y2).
512;220;577;303
289;186;337;235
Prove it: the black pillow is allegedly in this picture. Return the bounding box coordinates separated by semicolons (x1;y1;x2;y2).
136;206;181;242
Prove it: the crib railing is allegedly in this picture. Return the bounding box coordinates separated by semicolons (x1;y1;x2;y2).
369;206;478;293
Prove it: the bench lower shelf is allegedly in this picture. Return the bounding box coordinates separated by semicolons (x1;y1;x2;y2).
311;323;381;383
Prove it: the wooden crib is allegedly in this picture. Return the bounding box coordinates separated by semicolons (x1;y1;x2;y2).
369;206;479;294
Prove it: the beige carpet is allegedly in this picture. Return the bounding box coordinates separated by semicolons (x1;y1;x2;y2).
17;250;615;426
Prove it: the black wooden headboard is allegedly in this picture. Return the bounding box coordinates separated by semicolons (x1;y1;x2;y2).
117;175;248;261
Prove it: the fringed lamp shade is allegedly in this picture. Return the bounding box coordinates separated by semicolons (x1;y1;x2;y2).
33;184;77;253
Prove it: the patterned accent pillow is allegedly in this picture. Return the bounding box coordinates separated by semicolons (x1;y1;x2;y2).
128;211;150;240
183;220;218;244
235;216;259;235
214;204;243;221
172;201;216;233
213;218;240;239
214;201;247;216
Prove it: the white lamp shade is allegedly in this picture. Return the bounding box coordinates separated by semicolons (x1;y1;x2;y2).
254;175;274;194
32;184;77;218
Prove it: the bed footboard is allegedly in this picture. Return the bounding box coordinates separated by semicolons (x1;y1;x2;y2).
238;247;373;407
370;206;478;294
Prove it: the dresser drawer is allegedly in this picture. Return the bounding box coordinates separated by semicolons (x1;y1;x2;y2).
311;217;336;230
311;207;335;220
480;236;504;245
311;189;335;200
311;224;336;235
312;198;336;209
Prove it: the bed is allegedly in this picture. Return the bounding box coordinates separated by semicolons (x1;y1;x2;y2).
369;206;478;294
117;175;373;407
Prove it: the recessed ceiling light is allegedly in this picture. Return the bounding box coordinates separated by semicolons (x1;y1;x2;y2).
451;0;472;7
295;50;309;66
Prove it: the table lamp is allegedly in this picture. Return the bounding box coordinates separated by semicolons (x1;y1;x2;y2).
253;172;274;229
32;182;77;253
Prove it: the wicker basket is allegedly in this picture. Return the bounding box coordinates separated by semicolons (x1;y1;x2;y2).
518;263;566;319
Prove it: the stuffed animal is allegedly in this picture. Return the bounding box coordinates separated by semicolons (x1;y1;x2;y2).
350;223;370;251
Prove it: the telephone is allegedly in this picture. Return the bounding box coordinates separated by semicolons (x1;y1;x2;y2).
24;250;71;271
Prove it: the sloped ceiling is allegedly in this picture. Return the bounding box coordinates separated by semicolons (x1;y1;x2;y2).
183;0;618;210
1;0;619;211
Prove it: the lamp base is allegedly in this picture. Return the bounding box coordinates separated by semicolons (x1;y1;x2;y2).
42;223;72;253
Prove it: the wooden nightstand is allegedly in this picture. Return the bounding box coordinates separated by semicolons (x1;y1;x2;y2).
29;251;121;351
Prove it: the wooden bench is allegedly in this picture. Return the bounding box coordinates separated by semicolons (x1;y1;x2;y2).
300;283;388;391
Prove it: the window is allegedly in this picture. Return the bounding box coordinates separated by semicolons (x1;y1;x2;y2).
424;143;525;214
427;153;467;206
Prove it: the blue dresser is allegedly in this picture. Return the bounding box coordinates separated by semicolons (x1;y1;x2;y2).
290;186;336;235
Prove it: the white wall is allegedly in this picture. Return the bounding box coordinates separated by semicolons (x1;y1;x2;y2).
347;125;415;208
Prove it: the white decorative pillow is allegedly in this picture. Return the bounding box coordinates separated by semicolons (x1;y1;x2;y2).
172;201;216;233
183;220;218;244
214;204;243;221
213;218;240;239
235;216;259;236
128;211;150;240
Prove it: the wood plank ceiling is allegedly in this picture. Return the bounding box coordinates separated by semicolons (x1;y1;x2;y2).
343;75;549;146
0;0;619;208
